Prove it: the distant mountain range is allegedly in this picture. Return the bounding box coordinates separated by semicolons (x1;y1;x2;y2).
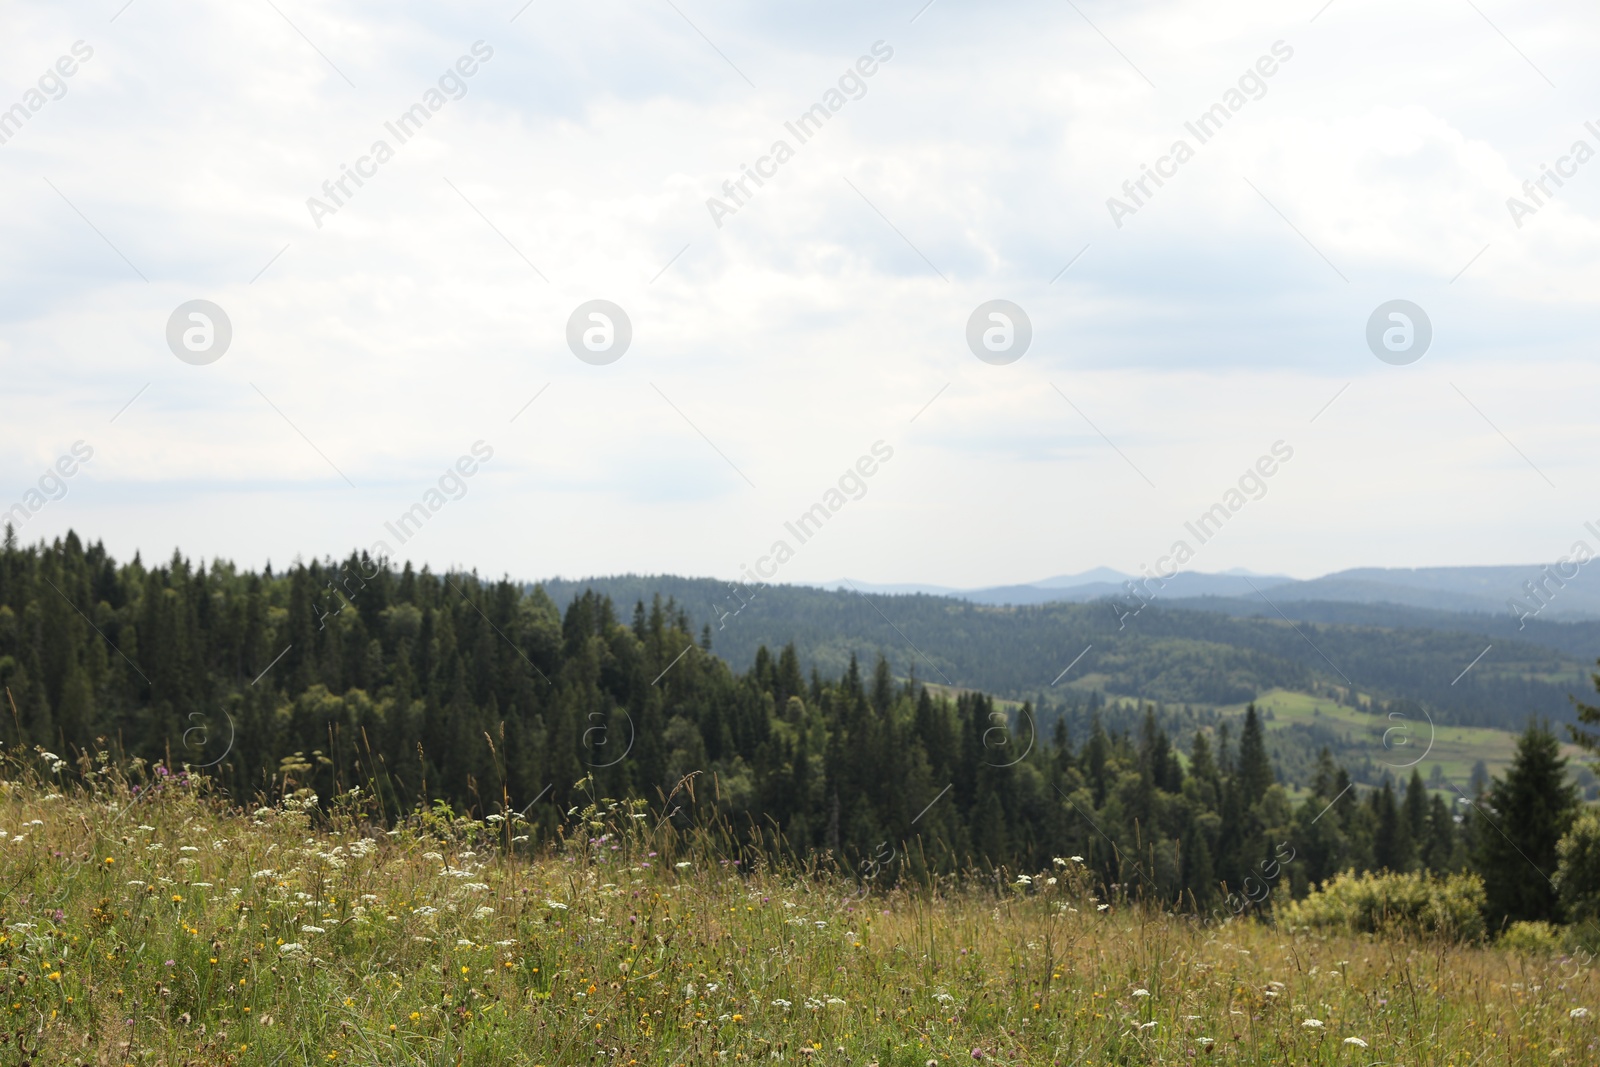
826;564;1600;620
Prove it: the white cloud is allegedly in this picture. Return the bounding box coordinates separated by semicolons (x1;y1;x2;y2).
1;0;1596;586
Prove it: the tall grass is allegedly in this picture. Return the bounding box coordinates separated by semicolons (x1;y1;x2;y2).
0;749;1594;1066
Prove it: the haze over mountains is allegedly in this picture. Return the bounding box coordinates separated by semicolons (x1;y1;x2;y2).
828;564;1600;620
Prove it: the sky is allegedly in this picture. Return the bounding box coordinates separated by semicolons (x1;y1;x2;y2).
2;0;1597;589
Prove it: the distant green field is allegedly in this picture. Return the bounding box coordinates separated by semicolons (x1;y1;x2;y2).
1222;688;1591;794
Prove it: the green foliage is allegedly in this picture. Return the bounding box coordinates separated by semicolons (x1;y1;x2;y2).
0;531;1489;916
1277;869;1488;941
1500;921;1563;954
538;575;1590;731
1475;720;1578;929
1569;657;1600;756
1556;807;1600;923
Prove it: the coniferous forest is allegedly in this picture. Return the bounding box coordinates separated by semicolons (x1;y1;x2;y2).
3;529;1596;932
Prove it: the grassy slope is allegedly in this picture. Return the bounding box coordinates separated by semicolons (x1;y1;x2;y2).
3;767;1597;1066
1222;688;1590;791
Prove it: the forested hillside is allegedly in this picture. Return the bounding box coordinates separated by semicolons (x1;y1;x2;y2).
0;530;1541;910
538;575;1592;730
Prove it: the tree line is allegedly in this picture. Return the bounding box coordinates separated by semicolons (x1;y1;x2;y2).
0;529;1591;931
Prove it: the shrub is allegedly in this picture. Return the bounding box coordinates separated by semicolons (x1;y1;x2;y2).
1276;869;1486;941
1555;807;1600;922
1500;920;1563;954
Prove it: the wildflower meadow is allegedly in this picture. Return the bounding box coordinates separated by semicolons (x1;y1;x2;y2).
0;750;1590;1066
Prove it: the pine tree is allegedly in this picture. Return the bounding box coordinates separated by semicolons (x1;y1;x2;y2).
1476;719;1579;928
1424;793;1459;872
1371;779;1411;872
1567;659;1600;761
1403;769;1428;856
1083;713;1110;806
1236;705;1273;807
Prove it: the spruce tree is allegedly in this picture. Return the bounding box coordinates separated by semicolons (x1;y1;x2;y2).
1476;719;1579;929
1236;705;1274;807
1371;779;1411;872
1567;658;1600;761
1403;769;1428;863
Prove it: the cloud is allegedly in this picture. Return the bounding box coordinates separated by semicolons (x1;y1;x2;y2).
0;0;1596;586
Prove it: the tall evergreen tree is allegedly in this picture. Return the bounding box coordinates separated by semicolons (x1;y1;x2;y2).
1371;779;1411;872
1476;720;1579;928
1236;705;1273;807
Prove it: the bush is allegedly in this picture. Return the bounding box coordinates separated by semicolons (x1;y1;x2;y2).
1556;808;1600;922
1500;920;1563;954
1277;869;1486;941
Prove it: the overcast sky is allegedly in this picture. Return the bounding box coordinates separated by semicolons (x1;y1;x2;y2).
1;0;1596;587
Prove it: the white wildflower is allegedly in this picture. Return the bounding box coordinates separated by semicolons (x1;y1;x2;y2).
1571;1007;1591;1019
675;861;692;869
472;907;495;920
300;925;326;934
278;942;307;956
1132;989;1150;997
546;901;568;910
1302;1019;1324;1029
1343;1037;1368;1048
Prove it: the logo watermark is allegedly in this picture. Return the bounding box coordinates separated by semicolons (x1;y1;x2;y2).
306;42;495;229
166;300;232;364
1365;300;1431;365
706;41;895;229
3;441;94;532
0;41;94;148
1113;440;1295;627
965;300;1031;365
566;300;632;365
1106;41;1294;229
